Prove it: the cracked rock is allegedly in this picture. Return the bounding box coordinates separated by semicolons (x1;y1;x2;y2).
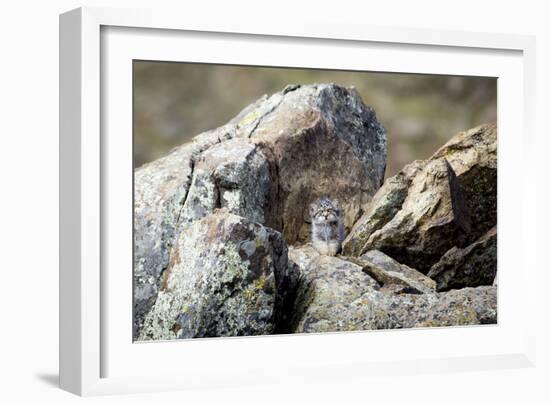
133;84;387;338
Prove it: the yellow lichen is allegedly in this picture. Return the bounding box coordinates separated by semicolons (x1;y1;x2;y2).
255;275;267;290
238;110;261;127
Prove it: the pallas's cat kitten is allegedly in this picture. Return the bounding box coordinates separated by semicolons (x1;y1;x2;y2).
309;196;345;256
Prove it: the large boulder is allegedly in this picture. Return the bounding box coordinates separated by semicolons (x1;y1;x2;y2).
343;123;496;274
430;124;497;242
138;210;290;340
290;245;496;333
133;83;387;338
428;226;497;291
347;158;471;273
249;84;387;243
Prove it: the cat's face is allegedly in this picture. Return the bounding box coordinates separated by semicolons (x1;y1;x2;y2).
310;197;342;223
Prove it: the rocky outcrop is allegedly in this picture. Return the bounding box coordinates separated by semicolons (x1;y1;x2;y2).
289;245;496;332
134;82;497;340
133;83;387;338
428;226;497;291
138;210;290;340
343;123;496;274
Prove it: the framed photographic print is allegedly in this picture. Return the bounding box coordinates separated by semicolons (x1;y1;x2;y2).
59;6;537;396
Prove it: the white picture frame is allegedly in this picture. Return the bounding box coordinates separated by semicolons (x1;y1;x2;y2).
59;6;537;396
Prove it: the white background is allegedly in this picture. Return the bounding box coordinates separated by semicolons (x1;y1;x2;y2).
1;0;548;401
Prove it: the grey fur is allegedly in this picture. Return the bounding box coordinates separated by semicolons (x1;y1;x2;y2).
310;196;345;256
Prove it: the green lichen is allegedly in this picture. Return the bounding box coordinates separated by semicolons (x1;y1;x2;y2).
254;274;268;290
218;246;249;284
238;109;262;127
241;275;272;302
455;308;478;325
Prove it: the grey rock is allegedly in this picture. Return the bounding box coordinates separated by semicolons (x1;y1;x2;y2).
179;138;272;226
289;245;496;333
369;285;497;329
358;158;471;273
430;123;497;242
133;147;195;339
138;210;289;340
428;226;497;291
342;161;422;256
133;84;387;338
343;124;496;276
289;245;381;333
359;250;436;294
249;84;387;243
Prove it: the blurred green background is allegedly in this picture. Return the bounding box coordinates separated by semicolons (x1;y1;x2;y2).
134;62;496;177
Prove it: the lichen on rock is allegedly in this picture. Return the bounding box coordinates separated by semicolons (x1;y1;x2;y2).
289;245;496;333
139;210;289;340
289;245;381;333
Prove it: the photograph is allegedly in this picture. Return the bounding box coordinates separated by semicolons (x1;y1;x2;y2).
1;0;544;400
132;62;497;342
